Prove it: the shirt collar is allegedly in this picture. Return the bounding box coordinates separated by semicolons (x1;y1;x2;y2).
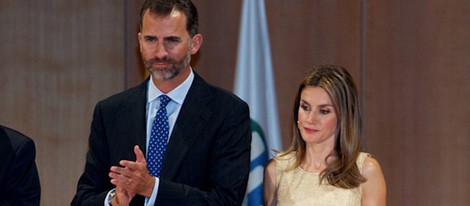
147;68;194;105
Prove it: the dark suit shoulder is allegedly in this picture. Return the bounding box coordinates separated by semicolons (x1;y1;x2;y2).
96;79;148;109
0;125;40;206
0;125;35;152
192;73;248;108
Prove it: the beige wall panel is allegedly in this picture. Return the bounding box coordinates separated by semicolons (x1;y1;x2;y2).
265;1;362;146
364;1;470;205
0;1;125;205
125;0;146;88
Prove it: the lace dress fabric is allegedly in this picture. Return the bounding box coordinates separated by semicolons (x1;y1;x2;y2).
275;152;368;206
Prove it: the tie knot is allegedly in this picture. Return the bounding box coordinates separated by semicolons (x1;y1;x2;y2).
159;95;171;108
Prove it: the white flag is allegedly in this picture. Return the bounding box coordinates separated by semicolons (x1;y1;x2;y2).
234;0;282;205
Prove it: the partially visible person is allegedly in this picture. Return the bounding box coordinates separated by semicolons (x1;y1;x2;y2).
71;0;251;205
263;65;386;206
0;124;41;206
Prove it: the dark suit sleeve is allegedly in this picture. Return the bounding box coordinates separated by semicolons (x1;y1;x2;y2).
71;95;146;206
0;130;41;206
157;98;252;206
71;103;113;206
72;82;147;206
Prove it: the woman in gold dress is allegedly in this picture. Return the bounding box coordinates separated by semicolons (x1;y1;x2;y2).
263;65;386;206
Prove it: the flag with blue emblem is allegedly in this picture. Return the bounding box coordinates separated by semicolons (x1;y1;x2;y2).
234;0;282;205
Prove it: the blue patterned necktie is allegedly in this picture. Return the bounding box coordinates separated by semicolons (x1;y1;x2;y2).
147;95;171;177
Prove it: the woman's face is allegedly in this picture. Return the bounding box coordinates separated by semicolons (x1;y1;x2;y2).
297;86;338;145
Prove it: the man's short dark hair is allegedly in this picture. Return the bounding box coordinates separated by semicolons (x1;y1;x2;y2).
139;0;199;37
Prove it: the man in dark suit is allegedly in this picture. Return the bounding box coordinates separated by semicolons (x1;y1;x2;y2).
71;0;251;205
0;125;41;205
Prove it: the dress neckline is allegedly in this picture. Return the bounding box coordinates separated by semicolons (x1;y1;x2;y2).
297;166;321;175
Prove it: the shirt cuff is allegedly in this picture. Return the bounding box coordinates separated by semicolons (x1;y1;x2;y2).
145;177;160;205
104;189;116;206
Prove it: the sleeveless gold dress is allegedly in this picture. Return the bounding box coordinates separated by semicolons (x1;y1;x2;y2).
275;152;369;206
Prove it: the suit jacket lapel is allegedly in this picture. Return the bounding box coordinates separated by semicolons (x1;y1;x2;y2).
114;80;148;160
113;80;148;206
0;127;13;181
160;73;213;179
